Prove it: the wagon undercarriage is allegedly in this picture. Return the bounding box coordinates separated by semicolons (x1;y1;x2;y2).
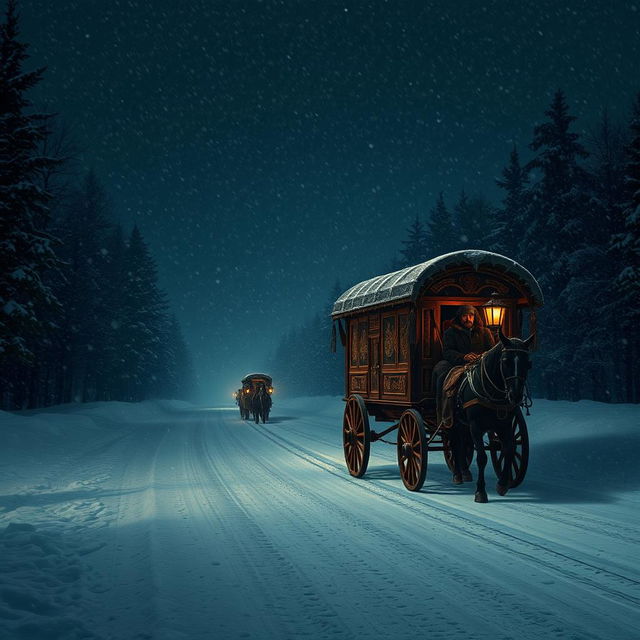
342;393;529;492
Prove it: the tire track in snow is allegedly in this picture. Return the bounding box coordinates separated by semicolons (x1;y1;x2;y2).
211;418;567;640
186;416;353;640
250;421;640;610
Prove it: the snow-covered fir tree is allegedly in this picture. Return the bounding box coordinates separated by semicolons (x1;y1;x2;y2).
119;225;170;401
611;93;640;403
523;90;591;399
0;0;62;407
491;145;530;258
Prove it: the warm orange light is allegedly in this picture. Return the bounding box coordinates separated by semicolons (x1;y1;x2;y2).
268;387;274;393
482;293;507;329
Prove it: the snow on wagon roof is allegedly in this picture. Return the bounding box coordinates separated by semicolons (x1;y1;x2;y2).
331;250;544;317
242;373;273;384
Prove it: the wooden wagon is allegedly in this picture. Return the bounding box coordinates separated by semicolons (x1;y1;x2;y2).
331;249;543;491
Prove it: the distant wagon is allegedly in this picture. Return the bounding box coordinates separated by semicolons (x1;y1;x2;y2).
240;373;273;424
331;249;543;492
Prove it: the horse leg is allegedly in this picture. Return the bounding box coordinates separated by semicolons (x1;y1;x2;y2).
461;428;473;482
470;421;489;503
449;426;463;484
496;424;515;496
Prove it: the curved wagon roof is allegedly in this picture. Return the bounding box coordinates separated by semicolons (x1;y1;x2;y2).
332;250;543;318
241;373;273;385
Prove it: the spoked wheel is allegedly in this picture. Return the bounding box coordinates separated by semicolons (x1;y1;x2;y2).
397;409;428;491
342;395;370;478
442;431;474;473
489;407;529;488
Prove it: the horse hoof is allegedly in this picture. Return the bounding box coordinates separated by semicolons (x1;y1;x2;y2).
474;491;488;503
462;470;473;482
496;483;509;496
452;474;463;485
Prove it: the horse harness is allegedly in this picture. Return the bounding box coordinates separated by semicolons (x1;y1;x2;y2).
460;347;532;420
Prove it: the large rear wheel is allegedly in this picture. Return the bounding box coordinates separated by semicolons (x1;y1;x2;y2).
397;409;428;491
490;408;529;488
342;395;370;478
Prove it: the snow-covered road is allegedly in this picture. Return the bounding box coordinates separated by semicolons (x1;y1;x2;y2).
1;397;639;640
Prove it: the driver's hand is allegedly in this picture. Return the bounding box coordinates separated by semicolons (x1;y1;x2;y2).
463;353;480;362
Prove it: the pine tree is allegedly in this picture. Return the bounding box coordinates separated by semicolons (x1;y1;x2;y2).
120;225;169;401
54;171;112;402
165;315;196;401
100;224;128;400
611;93;640;402
453;190;472;248
425;192;454;256
0;0;61;406
523;90;591;399
455;193;495;250
397;215;428;267
491;145;530;258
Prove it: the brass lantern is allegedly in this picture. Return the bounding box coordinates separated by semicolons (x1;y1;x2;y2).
482;292;507;331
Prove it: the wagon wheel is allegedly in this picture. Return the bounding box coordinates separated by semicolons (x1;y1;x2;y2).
442;432;474;473
489;407;529;488
342;395;370;478
397;409;428;491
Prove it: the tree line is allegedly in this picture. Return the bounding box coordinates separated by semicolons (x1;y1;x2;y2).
272;90;639;404
269;282;344;398
393;90;639;403
0;1;195;409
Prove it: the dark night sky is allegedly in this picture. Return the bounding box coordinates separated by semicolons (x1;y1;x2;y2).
18;1;640;401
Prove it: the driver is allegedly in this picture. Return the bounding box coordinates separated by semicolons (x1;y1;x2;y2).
433;304;495;425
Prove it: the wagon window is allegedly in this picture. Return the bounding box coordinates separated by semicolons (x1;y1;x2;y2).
382;315;397;365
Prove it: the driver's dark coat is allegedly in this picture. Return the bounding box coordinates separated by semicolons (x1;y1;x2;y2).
443;321;495;366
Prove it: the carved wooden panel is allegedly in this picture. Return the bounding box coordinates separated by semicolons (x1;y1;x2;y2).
428;273;512;296
350;375;367;393
398;314;409;364
350;323;359;366
383;374;407;395
459;273;480;294
382;315;397;365
358;321;368;366
369;315;380;334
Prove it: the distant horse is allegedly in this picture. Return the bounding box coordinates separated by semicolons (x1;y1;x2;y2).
449;327;534;503
252;383;272;424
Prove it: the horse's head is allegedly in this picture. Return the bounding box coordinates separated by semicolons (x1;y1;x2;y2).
497;327;535;406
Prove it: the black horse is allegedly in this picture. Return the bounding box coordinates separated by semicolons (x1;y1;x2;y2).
449;327;534;503
252;383;272;424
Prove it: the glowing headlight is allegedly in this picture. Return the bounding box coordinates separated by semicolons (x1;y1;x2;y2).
268;387;274;393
